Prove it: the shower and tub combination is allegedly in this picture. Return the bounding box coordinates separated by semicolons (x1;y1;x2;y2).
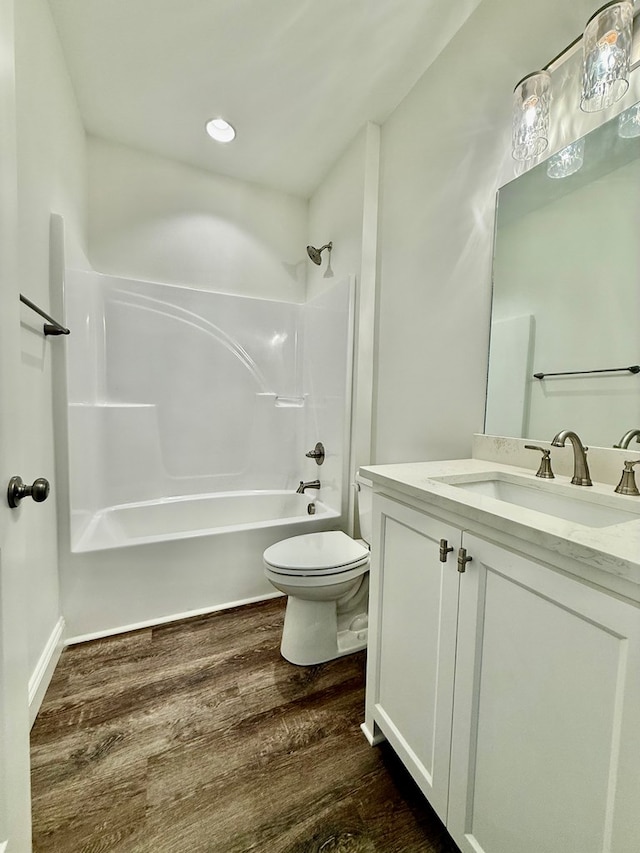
56;239;355;642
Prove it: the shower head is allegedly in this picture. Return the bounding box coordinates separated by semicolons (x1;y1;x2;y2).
306;242;333;265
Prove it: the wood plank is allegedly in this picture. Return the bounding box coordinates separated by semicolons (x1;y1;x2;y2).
31;598;459;852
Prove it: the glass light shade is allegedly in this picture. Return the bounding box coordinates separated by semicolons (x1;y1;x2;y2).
512;71;552;161
618;102;640;137
546;139;585;178
581;1;633;112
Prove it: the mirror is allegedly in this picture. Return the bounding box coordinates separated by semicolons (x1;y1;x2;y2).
485;102;640;448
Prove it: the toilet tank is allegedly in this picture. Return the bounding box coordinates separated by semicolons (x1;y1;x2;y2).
355;473;373;544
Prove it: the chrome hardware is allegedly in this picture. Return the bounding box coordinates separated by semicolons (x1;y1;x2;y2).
524;445;555;479
307;502;317;515
614;429;640;449
296;479;321;494
457;547;472;574
439;538;454;563
550;429;592;486
7;476;50;508
614;460;640;496
305;442;325;465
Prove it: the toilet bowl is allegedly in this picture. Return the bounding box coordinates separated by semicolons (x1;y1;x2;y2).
263;474;372;666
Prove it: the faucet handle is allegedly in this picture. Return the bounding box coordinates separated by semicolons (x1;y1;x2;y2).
305;442;325;465
614;460;640;496
524;445;555;479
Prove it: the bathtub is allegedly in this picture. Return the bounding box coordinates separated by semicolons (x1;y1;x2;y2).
62;491;341;641
73;490;338;552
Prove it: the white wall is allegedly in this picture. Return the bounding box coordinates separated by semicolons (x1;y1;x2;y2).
308;127;368;299
372;0;602;465
88;137;308;302
14;0;87;683
57;275;354;637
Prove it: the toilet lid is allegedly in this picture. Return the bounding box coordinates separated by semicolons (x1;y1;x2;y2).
263;530;369;572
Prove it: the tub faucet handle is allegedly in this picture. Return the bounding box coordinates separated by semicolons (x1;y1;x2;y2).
305;442;325;465
524;445;555;479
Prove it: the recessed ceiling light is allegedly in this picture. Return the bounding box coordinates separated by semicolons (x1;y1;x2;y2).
205;118;236;143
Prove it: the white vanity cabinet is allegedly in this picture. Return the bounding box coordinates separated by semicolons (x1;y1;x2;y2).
365;494;460;821
365;491;640;853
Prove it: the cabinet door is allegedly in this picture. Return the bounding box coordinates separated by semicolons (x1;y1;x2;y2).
367;494;460;821
448;533;640;853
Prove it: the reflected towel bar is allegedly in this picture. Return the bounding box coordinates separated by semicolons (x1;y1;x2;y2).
533;365;640;379
20;293;70;336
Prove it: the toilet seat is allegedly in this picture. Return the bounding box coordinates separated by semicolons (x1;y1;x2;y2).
263;530;369;577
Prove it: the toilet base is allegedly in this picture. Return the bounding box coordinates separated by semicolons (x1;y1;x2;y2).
279;577;369;666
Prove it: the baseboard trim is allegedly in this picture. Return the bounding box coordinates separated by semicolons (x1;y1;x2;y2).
29;616;66;728
360;721;386;746
64;591;283;646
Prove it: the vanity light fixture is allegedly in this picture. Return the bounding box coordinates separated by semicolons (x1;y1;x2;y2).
546;138;585;178
205;117;236;143
581;1;633;112
511;1;637;161
512;71;552;161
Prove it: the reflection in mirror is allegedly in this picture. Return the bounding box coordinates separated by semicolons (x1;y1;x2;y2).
485;100;640;449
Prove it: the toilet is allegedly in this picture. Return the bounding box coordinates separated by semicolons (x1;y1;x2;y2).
263;474;373;666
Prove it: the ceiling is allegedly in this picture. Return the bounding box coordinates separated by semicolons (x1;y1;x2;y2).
46;0;482;198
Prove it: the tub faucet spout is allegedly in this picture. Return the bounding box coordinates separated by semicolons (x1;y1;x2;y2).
551;429;592;486
296;480;321;494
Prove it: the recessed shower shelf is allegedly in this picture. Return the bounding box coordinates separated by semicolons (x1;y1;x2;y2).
274;396;306;408
69;402;157;408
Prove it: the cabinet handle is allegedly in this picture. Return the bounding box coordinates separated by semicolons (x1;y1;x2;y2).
457;547;472;573
439;538;454;562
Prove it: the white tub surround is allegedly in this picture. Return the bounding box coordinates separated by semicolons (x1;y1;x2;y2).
54;261;355;638
64;271;354;540
361;454;640;853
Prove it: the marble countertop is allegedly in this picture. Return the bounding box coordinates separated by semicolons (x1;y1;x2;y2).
360;459;640;592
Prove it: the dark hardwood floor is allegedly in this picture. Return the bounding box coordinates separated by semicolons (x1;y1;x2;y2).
31;597;458;852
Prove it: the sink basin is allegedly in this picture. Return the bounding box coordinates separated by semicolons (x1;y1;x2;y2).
447;474;640;528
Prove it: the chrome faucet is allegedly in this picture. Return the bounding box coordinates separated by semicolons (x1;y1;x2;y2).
550;429;592;486
614;428;640;449
296;479;321;494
